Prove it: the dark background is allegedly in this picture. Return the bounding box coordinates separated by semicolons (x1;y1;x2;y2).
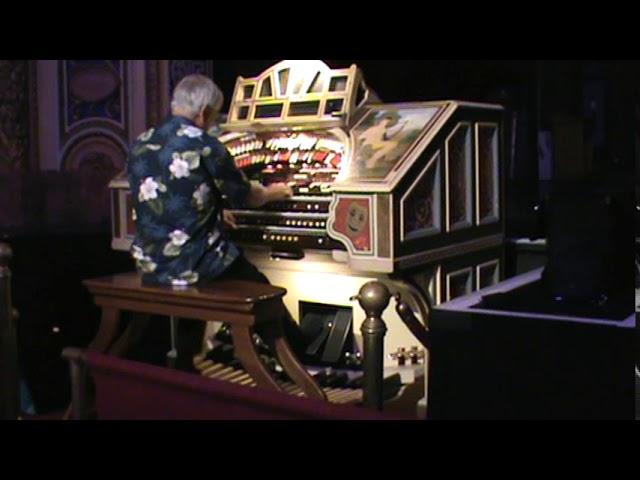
2;59;637;413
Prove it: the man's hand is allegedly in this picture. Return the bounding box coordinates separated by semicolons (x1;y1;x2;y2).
265;183;294;202
246;182;293;208
222;210;238;230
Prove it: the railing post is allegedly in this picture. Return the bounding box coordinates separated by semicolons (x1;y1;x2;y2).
353;281;391;411
0;242;19;420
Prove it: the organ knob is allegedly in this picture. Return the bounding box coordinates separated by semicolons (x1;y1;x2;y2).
408;347;425;365
390;347;407;366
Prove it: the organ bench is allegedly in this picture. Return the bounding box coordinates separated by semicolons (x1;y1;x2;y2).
81;272;326;402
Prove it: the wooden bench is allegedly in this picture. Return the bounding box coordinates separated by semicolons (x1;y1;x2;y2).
82;272;326;401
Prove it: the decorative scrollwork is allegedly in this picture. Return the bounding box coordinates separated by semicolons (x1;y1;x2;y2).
0;60;29;172
169;60;212;96
64;60;124;132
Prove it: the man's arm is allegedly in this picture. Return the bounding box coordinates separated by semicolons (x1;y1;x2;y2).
223;182;292;230
203;138;292;208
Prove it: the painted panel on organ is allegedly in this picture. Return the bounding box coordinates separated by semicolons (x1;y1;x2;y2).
341;105;441;183
331;197;372;253
477;123;500;224
403;152;441;241
447;268;474;301
447;123;473;230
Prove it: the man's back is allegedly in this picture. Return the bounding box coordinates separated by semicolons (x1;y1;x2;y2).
127;115;250;286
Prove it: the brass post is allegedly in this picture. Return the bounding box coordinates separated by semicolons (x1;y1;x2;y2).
353;281;391;410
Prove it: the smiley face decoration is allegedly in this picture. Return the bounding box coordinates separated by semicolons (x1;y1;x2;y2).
347;202;368;236
330;197;372;253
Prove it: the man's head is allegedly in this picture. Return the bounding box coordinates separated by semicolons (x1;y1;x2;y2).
171;74;224;128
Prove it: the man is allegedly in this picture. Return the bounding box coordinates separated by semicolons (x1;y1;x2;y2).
127;74;305;371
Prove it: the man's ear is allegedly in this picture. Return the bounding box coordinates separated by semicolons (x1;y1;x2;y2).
202;105;217;128
192;106;207;127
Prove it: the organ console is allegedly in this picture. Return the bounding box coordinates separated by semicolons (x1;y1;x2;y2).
109;60;506;413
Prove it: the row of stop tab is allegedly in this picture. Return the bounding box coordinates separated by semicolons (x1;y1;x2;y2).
281;219;326;228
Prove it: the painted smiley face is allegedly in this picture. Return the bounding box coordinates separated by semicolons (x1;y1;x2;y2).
347;203;368;237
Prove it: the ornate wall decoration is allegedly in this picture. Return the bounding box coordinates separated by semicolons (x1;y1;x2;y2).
61;60;126;140
27;62;39;171
55;60;131;231
145;60;214;129
145;60;163;127
168;60;214;96
62;135;126;172
59;59;129;172
0;60;30;172
68;135;126;228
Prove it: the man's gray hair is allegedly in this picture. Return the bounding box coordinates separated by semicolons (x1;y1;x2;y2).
171;74;223;118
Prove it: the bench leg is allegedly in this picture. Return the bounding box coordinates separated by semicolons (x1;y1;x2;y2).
88;307;121;352
62;307;121;420
260;321;327;401
69;356;89;420
61;348;91;420
230;325;283;393
108;313;150;357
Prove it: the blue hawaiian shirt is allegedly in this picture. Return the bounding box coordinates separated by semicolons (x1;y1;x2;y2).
127;115;251;286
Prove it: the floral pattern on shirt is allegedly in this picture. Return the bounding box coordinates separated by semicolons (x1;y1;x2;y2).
127;115;251;285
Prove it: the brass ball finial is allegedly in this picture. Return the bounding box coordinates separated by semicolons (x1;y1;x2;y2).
355;281;392;318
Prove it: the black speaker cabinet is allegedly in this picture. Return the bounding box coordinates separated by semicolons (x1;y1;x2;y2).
429;269;635;420
545;186;631;301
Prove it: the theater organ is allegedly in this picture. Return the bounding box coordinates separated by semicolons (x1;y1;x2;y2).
109;60;505;409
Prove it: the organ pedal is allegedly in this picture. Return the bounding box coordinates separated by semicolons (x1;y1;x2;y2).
193;355;364;405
